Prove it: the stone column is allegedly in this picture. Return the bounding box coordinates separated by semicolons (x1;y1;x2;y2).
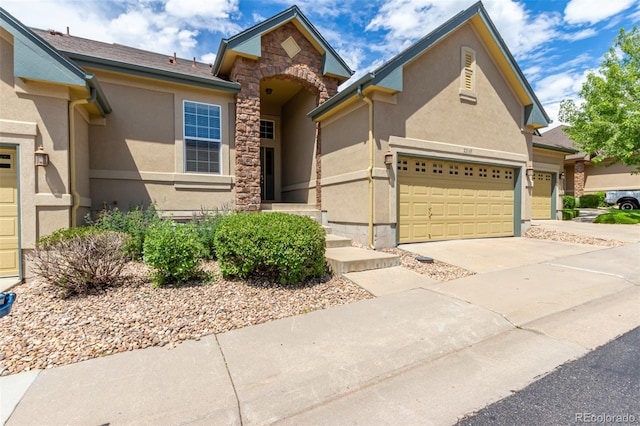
574;160;585;198
232;59;261;211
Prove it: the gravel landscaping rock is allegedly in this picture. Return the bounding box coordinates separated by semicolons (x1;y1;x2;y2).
524;224;625;247
0;261;372;376
381;248;476;281
1;225;625;377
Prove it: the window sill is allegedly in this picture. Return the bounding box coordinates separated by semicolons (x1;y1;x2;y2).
175;174;233;191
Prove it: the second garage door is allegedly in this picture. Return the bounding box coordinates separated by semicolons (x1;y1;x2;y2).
532;171;553;219
398;156;515;243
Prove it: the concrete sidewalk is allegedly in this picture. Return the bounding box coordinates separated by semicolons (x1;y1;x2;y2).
2;241;639;425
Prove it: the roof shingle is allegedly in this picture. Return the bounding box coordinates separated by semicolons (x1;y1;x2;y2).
32;28;229;84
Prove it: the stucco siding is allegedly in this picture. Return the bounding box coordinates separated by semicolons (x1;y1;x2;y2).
321;103;369;177
1;31;72;248
89;81;175;173
584;162;640;192
73;106;91;224
281;89;316;203
320;102;372;222
85;72;236;215
380;24;525;155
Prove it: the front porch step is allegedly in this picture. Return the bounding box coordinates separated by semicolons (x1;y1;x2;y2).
325;234;352;248
325;247;400;275
262;203;322;223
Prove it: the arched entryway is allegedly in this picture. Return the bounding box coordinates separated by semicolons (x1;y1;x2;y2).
229;21;340;211
259;75;320;205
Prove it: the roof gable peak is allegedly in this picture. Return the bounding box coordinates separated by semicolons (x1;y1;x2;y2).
213;5;353;81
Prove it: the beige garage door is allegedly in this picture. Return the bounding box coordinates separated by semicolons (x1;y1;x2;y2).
532;171;553;219
0;147;19;277
398;156;515;243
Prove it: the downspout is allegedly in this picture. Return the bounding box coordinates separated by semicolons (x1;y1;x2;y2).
357;86;375;249
69;87;96;227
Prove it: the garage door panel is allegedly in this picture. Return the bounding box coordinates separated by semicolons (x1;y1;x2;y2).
429;223;445;239
412;202;428;216
398;156;515;243
462;204;476;216
430;203;445;217
447;204;461;216
0;147;19;276
532;171;553;219
461;223;476;237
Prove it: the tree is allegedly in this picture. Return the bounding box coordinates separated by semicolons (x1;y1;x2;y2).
559;26;640;171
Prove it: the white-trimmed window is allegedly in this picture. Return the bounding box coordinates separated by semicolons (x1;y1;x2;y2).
184;100;221;174
459;46;476;101
260;119;275;140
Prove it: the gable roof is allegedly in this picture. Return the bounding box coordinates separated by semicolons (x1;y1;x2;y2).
535;125;580;154
0;7;111;115
32;29;240;93
309;1;550;129
213;5;353;81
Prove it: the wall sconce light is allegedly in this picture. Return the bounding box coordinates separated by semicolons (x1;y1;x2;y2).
384;150;393;166
559;172;566;180
34;145;49;167
526;167;534;178
265;88;273;95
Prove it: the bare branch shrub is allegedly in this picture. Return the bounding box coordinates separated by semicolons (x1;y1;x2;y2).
29;230;130;296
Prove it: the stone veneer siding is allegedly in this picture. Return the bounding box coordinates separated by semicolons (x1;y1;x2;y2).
229;22;340;211
574;160;585;197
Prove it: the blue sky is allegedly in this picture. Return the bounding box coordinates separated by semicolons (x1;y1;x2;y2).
3;0;640;130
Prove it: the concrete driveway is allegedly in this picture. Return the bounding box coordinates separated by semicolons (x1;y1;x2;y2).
400;220;640;273
400;237;604;273
531;219;640;242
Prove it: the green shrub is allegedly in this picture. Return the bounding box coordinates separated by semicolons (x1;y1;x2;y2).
562;209;580;220
578;194;600;208
143;220;205;286
214;212;326;285
562;195;576;209
88;205;160;260
594;210;640;224
30;228;130;295
37;226;100;248
189;211;225;260
594;191;607;207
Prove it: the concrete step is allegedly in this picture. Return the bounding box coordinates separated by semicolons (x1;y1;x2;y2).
323;225;332;234
325;234;352;248
325;247;400;275
262;204;322;223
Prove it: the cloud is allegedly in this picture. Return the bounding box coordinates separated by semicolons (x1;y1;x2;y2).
1;0;243;61
200;52;217;64
364;0;563;62
560;28;597;42
564;0;637;24
533;69;591;106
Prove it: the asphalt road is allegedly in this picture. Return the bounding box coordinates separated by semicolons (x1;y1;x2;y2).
458;327;640;425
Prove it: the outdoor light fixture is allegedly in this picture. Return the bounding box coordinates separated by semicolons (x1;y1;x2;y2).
559;172;566;180
34;145;49;167
384;150;393;166
526;167;534;178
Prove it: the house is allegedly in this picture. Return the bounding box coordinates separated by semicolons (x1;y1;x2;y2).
0;2;563;281
537;125;640;197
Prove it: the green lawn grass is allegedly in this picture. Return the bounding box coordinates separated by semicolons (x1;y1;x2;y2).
594;209;640;224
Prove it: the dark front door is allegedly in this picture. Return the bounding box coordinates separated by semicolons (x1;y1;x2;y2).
260;147;275;201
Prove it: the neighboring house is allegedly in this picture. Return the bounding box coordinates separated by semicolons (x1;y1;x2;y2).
537;126;640;197
1;2;563;281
